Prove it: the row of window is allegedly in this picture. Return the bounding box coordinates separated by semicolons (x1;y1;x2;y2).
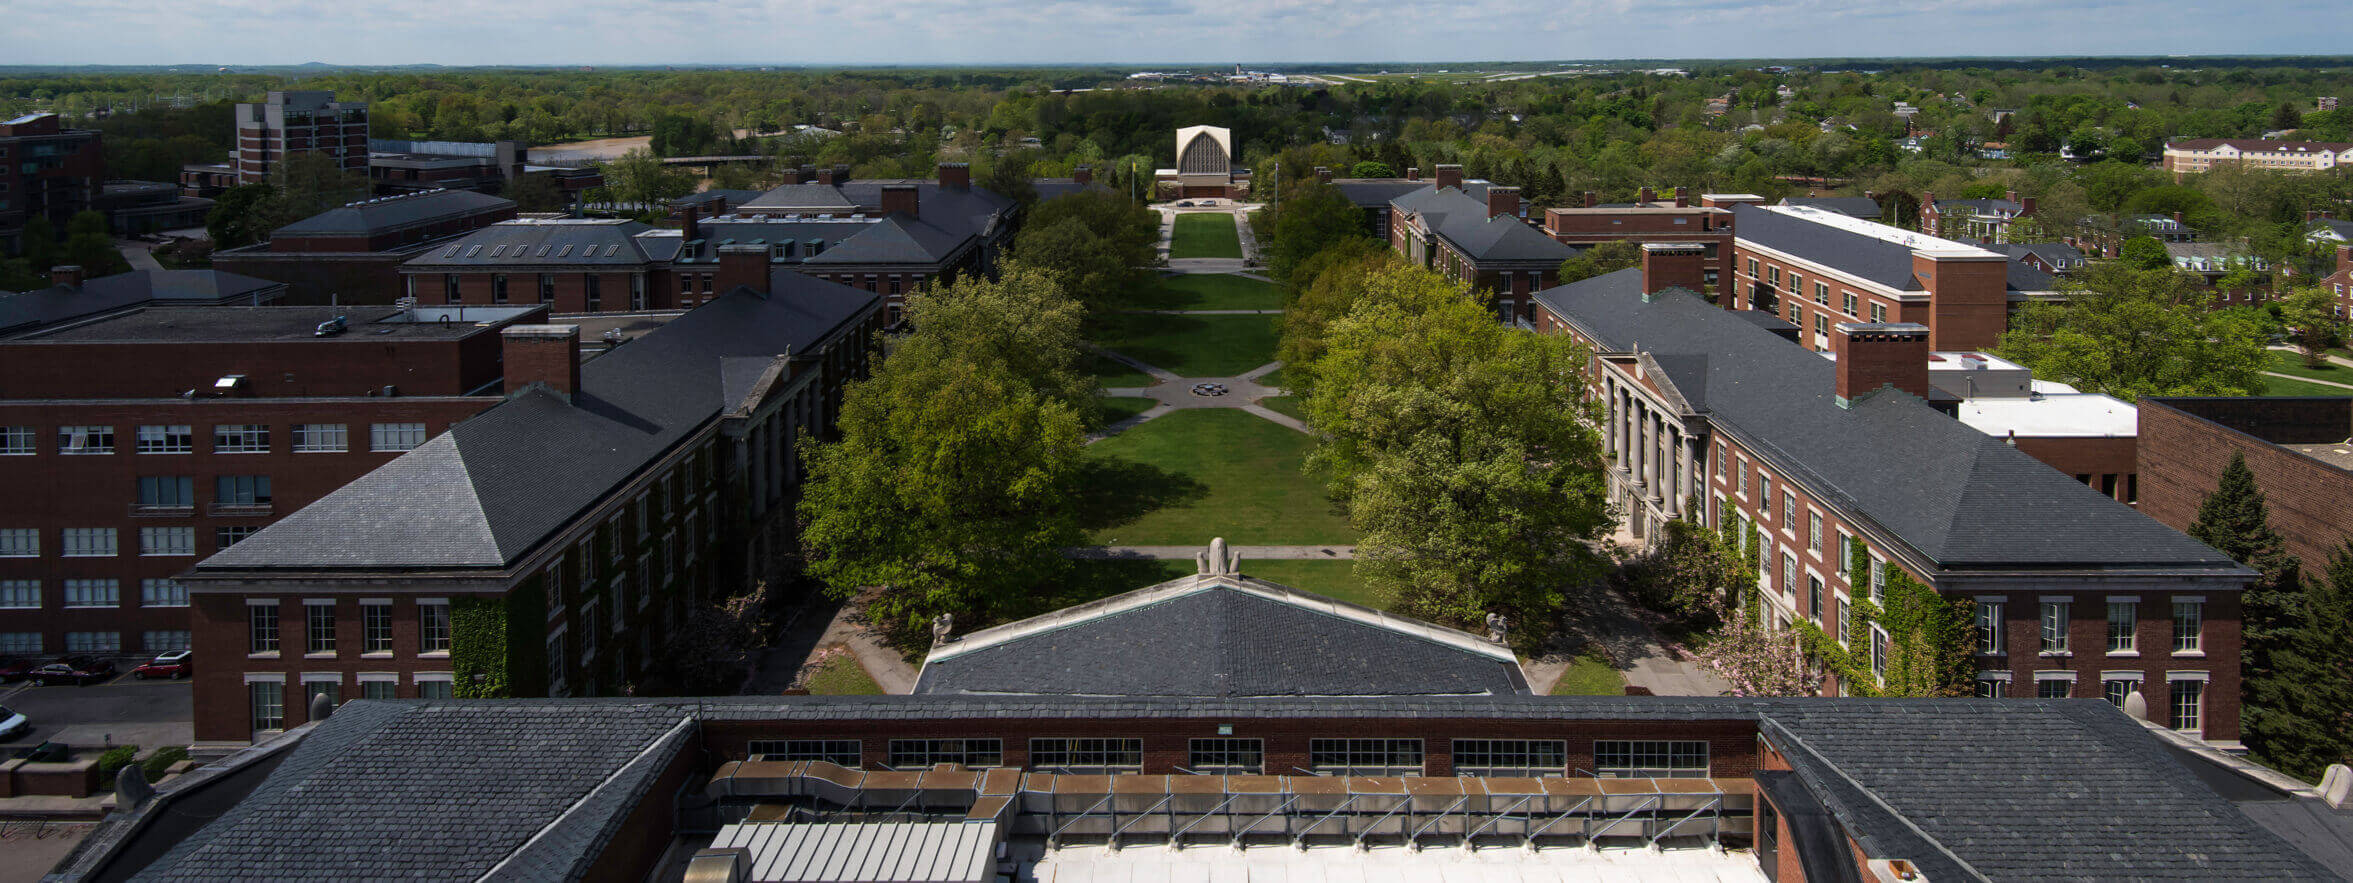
746;738;1709;778
1974;598;2204;655
0;526;259;558
0;630;190;654
247;672;454;732
250;599;448;656
1975;671;2210;734
0;578;186;609
8;423;424;456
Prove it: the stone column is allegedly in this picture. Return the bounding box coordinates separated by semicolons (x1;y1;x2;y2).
1603;379;1620;462
745;427;766;519
1663;424;1682;517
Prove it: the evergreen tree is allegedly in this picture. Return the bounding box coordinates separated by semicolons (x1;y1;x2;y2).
2247;544;2353;781
2189;453;2325;778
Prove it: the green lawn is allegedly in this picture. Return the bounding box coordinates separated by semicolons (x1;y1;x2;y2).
1257;395;1307;423
2261;374;2353;397
1241;559;1381;608
1257;366;1287;390
1090;313;1278;378
1169;213;1242;259
1098;396;1158;424
1550;650;1627;696
1090;353;1157;388
803;651;884;695
1125;274;1283;311
1078;409;1355;545
2265;351;2353;386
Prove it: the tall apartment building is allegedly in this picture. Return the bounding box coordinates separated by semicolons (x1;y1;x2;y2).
0;268;536;661
2162;138;2353;178
1728;204;2046;353
177;268;882;743
0;113;104;255
234;91;369;185
1531;257;2251;741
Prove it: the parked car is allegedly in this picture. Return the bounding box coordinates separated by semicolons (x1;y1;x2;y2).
0;705;25;741
132;650;192;680
0;657;39;683
33;658;116;686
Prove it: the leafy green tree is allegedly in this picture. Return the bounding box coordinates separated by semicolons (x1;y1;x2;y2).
265;151;370;226
17;215;57;271
501;173;570;213
2245;544;2353;781
2118;235;2173;270
1275;240;1391;402
1023;189;1157;274
1261;181;1374;288
2271;102;2304;131
1621;517;1746;625
1997;263;2267;400
1011;218;1133;315
594;149;695;217
2273;286;2347;366
1349;161;1396;178
60;211;130;278
1555;239;1643;286
982;148;1041;206
206;184;278;250
908;263;1096;412
649;111;719;157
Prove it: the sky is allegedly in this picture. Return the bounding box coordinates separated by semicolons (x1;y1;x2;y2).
3;0;2350;67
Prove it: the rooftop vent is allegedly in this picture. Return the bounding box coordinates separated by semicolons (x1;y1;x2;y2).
313;316;348;337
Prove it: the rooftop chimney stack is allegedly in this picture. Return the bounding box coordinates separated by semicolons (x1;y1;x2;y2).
682;204;700;243
879;183;919;220
1673;186;1690;208
815;167;837;186
1584;191;1598;208
1831;322;1933;408
1434;164;1463;189
2173;211;2185;224
937;162;971;191
2337;245;2352;273
1639;186;1656;205
502;324;582;401
2020;195;2037;216
1639;243;1710;301
1406;167;1421;181
716;243;771;298
1072;165;1093;185
49;265;84;289
1485;186;1521;220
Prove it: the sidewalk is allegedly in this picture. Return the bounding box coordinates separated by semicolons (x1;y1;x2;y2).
1068;544;1354;560
1564;583;1730;697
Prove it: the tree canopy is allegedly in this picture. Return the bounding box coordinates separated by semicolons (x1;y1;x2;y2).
1996;263;2268;400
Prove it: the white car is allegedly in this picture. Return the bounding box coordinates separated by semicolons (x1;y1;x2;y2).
0;705;25;741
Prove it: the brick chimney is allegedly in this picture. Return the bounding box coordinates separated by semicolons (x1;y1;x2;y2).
1406;167;1420;181
830;164;850;184
2307;209;2330;222
1639;186;1655;205
1434;164;1463;189
1640;243;1709;299
1831;322;1932;408
938;162;971;191
503;324;581;401
2173;211;2185;224
815;167;837;186
49;265;85;289
716;243;770;297
1673;186;1690;208
2004;189;2018;205
682;204;700;242
1584;191;1598;208
880;183;919;220
1072;165;1093;185
1485;186;1520;220
2338;245;2353;273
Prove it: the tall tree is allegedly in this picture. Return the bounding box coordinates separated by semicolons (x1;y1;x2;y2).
594;149;695;217
1555;239;1643;286
2246;545;2353;781
2188;454;2320;776
265;151;370;225
501;173;570;213
1275;239;1390;403
2273;286;2348;367
1996;263;2267;400
60;210;130;277
1261;181;1375;288
205;183;278;249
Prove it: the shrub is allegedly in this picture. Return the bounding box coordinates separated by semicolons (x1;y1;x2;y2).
96;745;140;787
140;746;190;780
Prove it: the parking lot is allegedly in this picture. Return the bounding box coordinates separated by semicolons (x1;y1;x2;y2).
1;673;192;750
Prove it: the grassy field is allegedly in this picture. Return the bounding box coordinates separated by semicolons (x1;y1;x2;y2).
1090;313;1278;378
1126;274;1284;311
1089;353;1157;388
1256;395;1307;423
802;650;884;695
1241;559;1381;608
1169;213;1242;259
1078;409;1355;545
1550;650;1627;696
2265;351;2353;386
2260;374;2353;397
1097;396;1158;424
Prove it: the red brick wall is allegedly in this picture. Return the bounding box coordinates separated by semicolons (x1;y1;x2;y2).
1974;587;2240;740
2138;398;2353;572
582;741;698;883
211;251;412;305
1727;245;1907;351
190;590;500;741
1914;254;2008;352
2008;436;2138;503
403;269;674;314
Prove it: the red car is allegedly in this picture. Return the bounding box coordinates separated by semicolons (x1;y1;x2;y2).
0;658;39;683
132;650;192;680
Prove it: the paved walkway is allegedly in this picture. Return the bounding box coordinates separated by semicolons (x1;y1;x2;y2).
1566;584;1730;696
1068;544;1354;560
745;592;918;695
2263;370;2353;390
117;241;163;272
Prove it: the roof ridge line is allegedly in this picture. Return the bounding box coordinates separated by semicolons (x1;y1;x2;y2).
1762;717;1993;883
475;714;694;882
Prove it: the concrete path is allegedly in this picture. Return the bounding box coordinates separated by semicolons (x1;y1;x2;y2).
1232;209;1262;264
1068;544;1354;560
117;241;163;272
744;592;918;695
1565;585;1730;697
2263;370;2353;391
1165;257;1249;273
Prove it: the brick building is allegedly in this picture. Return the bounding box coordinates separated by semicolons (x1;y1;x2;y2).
211;188;519;304
2321;245;2353;317
1326;166;1425;239
0;274;539;663
405;164;1014;322
2070;212;2196;259
2163;138;2353;177
2138;396;2353;572
1728;204;2029;352
1386;165;1577;321
364;138;603;200
55;693;2344;881
1920;190;2036;243
233;91;368;185
1531;261;2251;740
1542;188;1760;291
0;113;104;255
176;269;882;743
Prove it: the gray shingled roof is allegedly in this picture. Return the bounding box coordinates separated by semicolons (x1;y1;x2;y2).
1389;183;1573;264
272;189;514;237
2003;242;2084;267
2311;217;2353;241
130;702;694;882
198;272;879;570
1732;204;1926;291
401;219;659;269
1529;270;2242;572
1932;197;2024;216
1331;179;1426;208
0;270;285;335
914;574;1528;697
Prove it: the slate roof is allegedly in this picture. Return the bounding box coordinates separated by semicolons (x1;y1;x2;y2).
2002;242;2084;268
1330;179;1425;208
0;270;285;336
914;573;1529;697
198;271;880;570
1732;203;1927;291
272;188;515;237
1932;197;2025;216
1779;196;1883;219
2007;258;2057;292
1529;270;2243;573
402;219;660;269
112;695;2339;881
1031;177;1112;202
2309;217;2353;241
129;702;695;882
1389;183;1573;264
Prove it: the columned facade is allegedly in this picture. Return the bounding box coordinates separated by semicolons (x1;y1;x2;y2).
1600;366;1708;547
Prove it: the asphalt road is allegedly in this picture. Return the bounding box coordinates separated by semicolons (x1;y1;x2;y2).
0;675;192;750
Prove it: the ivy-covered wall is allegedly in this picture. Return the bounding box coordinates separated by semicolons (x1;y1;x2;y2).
451;577;547;698
1790;540;1976;697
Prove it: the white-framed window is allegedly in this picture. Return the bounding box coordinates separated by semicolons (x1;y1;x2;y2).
305;600;337;654
415;672;454;699
0;528;36;557
1310;738;1424;776
545;627;568;693
361;601;393;653
749;740;862;766
0;426;33;455
1976;600;2005;654
1868;557;1886;604
144;630;191;651
2040;600;2070;654
2173;599;2203;653
2169;675;2206;734
1869;302;1888;323
370;422;426;452
1835;532;1852;575
65;631;121;653
1452;739;1567;777
1593;740;1708;778
62;527;117;557
63;579;118;608
0;580;38;608
213;424;271;454
248;676;286;732
249;601;280;654
359;673;399;700
1187;738;1264;774
142;578;188;607
302;674;341;711
1974;671;2011;698
1871;627;1890;680
2035;672;2076;699
2107;600;2137;652
0;632;40;654
136;424;193;454
215;526;259;548
292;423;348;452
58;425;114;455
1030;738;1144;774
140;526;195;557
886;739;1002;769
2102;672;2144;708
419;600;451;653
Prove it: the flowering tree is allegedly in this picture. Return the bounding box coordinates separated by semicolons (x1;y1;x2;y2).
1699;619;1820;697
